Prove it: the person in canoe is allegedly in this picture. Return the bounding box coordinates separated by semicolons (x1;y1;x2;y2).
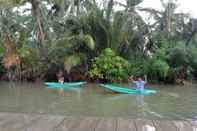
128;75;147;91
56;70;64;95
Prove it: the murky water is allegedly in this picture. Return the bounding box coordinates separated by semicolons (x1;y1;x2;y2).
0;82;197;120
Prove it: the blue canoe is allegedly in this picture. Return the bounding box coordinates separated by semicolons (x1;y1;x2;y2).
99;84;156;95
44;82;86;89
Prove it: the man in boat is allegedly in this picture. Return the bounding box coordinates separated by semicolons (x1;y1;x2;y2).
128;75;147;91
56;70;64;95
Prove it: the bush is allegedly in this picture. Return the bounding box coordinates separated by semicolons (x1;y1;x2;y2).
166;43;197;81
89;48;129;82
127;59;145;76
145;58;170;82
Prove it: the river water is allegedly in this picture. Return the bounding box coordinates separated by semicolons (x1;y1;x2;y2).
0;82;197;120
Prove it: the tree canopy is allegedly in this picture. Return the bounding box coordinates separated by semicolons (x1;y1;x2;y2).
0;0;197;83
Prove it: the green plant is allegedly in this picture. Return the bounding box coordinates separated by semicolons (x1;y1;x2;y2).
127;59;145;76
89;48;129;82
145;58;170;82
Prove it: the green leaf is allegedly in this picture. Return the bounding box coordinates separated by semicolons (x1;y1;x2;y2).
84;34;95;50
64;54;84;73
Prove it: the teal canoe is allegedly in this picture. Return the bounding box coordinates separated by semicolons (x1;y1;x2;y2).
99;84;156;95
44;82;86;89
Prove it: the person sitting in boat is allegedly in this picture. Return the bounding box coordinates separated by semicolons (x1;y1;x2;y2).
128;75;147;91
56;70;64;95
56;70;64;83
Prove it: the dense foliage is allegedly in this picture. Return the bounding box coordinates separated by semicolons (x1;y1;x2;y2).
0;0;197;84
89;48;129;82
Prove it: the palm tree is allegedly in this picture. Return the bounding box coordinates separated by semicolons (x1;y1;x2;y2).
0;0;48;60
80;0;147;58
0;0;147;80
138;0;179;37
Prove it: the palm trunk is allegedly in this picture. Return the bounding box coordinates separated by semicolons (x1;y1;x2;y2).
106;0;113;21
76;0;80;16
30;0;48;60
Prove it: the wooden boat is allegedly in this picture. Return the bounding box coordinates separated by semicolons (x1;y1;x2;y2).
44;82;86;89
99;84;156;95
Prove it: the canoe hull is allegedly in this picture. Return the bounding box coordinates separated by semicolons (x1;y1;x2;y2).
44;82;86;89
99;84;156;95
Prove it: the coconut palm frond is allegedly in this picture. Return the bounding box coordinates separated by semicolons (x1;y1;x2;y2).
64;53;85;73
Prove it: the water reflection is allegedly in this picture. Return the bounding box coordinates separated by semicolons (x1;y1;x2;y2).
136;94;147;117
136;94;144;106
136;94;163;118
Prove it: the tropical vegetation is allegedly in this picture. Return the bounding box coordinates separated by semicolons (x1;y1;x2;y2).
0;0;197;84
